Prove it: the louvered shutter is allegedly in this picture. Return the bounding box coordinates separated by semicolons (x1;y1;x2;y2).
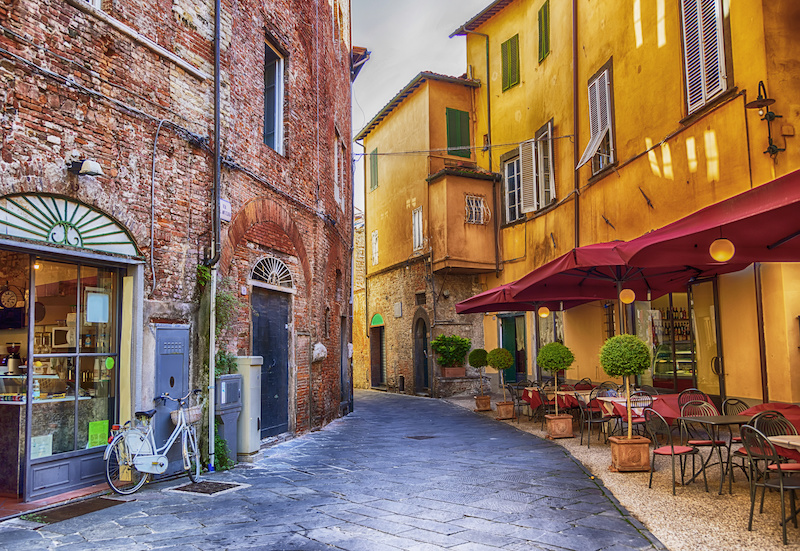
501;39;510;90
538;121;555;206
509;35;519;87
369;148;378;190
577;70;611;169
519;141;538;213
682;0;725;114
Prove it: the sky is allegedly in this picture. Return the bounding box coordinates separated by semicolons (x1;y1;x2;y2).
350;0;491;212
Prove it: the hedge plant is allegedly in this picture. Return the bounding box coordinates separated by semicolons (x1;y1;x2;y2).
537;342;575;414
430;334;471;367
487;347;514;401
468;348;488;396
599;334;651;439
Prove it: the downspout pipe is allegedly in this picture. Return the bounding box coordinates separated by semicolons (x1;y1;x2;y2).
451;26;499;276
572;0;580;249
204;0;222;472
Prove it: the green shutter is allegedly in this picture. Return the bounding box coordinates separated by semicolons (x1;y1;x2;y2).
538;1;550;62
446;108;470;158
369;148;378;190
502;35;520;91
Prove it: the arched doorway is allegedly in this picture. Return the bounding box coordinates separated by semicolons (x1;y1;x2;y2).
413;317;429;395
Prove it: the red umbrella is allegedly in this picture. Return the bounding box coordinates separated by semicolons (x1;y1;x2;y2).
507;241;743;303
617;168;800;267
455;283;590;314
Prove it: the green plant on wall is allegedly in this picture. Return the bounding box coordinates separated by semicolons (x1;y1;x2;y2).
430;334;471;367
215;350;238;377
468;348;488;396
214;419;235;471
487;347;514;401
599;334;651;439
537;342;575;414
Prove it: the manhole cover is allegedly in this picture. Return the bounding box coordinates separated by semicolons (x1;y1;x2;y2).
170;481;246;495
21;497;124;525
406;436;436;440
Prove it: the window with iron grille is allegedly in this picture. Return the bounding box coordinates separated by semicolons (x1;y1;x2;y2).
465;195;487;225
603;301;616;339
501;34;520;91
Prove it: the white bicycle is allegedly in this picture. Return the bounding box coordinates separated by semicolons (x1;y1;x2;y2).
104;389;202;494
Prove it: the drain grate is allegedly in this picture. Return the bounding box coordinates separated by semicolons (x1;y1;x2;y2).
406;436;436;440
170;481;246;496
21;497;124;525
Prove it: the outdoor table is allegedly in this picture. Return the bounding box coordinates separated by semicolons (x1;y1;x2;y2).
742;403;800;433
677;414;752;495
522;388;591;411
765;434;800;463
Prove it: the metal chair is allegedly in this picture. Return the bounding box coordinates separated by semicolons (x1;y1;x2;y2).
752;410;798;437
740;425;800;545
678;388;711;409
644;408;706;495
639;384;659;395
722;398;749;416
576;389;610;448
505;383;524;423
534;386;558;429
575;377;594;390
624;391;654;436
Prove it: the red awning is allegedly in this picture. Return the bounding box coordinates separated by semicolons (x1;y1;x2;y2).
617;168;800;267
455;283;590;314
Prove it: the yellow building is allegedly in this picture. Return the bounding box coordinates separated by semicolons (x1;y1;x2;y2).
355;72;500;397
453;0;800;404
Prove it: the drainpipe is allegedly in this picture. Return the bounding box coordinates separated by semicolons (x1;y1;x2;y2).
572;0;580;249
203;0;222;472
450;26;499;276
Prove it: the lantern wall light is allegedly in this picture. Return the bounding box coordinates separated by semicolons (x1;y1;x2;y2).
537;306;550;318
745;81;785;158
619;288;636;304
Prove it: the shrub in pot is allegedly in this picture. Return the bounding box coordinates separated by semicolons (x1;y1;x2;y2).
487;347;515;419
599;334;652;471
431;334;471;377
537;342;575;438
468;348;491;411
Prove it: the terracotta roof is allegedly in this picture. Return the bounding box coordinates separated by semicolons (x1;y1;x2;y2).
449;0;517;37
354;71;480;141
426;166;501;184
350;46;370;82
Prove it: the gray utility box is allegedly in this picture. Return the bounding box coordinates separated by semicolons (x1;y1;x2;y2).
236;356;263;462
215;374;242;462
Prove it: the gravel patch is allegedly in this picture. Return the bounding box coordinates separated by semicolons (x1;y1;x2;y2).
446;393;800;550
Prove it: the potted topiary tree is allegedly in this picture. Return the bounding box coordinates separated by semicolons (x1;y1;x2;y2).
431;334;471;378
487;347;515;420
468;348;491;412
537;342;575;439
599;334;652;472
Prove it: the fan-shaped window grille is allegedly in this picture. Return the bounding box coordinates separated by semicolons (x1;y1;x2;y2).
252;257;293;289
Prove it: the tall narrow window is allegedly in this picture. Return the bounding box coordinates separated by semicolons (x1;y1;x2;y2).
264;43;285;153
538;1;550;62
412;207;423;251
520;121;556;212
504;157;522;223
501;34;520;91
576;64;615;175
369;148;378;191
371;230;379;265
446;108;470;158
681;0;726;114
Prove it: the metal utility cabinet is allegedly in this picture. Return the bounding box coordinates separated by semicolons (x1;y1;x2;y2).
236;356;263;462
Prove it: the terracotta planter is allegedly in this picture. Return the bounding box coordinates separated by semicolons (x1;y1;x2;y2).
441;366;466;378
495;401;515;420
474;394;492;412
608;435;651;472
545;413;574;439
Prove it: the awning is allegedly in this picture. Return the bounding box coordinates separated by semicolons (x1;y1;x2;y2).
455;282;590;314
617;168;800;267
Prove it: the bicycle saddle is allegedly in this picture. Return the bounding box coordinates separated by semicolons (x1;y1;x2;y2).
134;409;157;419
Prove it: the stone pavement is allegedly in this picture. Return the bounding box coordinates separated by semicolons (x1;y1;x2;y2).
0;390;666;550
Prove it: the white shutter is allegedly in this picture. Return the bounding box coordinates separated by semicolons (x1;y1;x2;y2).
371;230;379;265
577;72;610;169
412;207;422;250
538;121;555;206
519;142;538;213
682;0;725;114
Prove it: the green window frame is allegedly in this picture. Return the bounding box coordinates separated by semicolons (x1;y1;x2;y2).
501;34;520;91
369;148;378;191
446;108;470;158
538;1;550;63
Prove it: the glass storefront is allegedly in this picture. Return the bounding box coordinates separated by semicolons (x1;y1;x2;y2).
0;251;120;497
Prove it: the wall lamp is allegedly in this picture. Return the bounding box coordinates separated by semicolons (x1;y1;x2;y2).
745;81;785;157
67;159;104;176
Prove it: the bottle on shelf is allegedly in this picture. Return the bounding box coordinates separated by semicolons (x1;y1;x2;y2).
33;379;40;400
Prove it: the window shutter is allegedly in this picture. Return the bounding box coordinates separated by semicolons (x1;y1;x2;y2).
509;35;520;87
700;0;725;99
681;0;704;113
501;39;510;90
682;0;725;114
577;71;611;169
596;71;609;134
369;148;378;190
458;110;470;157
538;121;555;206
519;142;537;213
446;108;470;158
538;1;550;62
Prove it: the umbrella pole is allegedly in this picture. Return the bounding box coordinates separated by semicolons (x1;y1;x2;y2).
616;281;626;334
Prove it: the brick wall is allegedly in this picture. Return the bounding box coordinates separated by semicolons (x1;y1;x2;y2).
1;0;352;435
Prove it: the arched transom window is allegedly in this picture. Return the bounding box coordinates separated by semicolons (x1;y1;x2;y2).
250;257;294;292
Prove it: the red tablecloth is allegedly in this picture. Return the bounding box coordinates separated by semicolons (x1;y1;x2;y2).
739;403;800;461
521;389;580;410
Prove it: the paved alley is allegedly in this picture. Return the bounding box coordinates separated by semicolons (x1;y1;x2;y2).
0;390;665;550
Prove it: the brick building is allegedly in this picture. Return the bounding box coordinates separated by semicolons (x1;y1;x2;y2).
0;0;356;503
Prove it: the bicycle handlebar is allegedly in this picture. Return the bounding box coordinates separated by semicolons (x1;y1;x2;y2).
156;389;202;404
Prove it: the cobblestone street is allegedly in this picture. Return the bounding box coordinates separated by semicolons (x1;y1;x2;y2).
0;390;664;550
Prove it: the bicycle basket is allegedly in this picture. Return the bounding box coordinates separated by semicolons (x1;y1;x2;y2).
172;405;202;425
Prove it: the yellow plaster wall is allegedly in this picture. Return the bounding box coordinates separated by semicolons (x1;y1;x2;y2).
563;302;618;385
762;263;800;403
717;268;761;400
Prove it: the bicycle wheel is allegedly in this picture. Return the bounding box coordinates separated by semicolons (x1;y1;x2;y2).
105;434;148;495
183;425;201;483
